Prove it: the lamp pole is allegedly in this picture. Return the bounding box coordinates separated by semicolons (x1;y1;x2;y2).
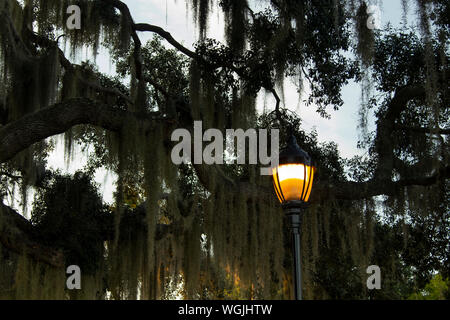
271;135;314;301
284;201;306;300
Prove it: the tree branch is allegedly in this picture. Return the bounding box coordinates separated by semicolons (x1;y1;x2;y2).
101;0;286;128
134;23;198;59
27;30;133;105
312;164;449;202
374;85;426;180
0;98;163;164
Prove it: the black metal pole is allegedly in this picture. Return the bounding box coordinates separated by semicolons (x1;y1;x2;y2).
284;204;303;300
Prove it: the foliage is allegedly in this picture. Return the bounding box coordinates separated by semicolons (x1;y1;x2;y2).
0;0;448;300
31;171;111;275
408;274;450;300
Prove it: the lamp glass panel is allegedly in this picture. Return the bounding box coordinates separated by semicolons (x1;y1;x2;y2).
272;167;284;202
304;167;314;202
273;164;313;202
277;164;306;181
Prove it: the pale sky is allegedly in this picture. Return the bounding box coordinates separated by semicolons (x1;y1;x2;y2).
44;0;418;205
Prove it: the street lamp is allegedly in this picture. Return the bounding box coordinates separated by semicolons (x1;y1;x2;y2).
272;135;315;300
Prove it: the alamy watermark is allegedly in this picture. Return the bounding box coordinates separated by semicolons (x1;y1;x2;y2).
171;121;279;175
366;265;381;290
66;265;81;290
66;5;81;30
366;5;381;30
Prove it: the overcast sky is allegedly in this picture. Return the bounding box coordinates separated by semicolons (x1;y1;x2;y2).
45;0;418;204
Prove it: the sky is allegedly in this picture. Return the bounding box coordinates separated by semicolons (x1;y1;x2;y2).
44;0;419;205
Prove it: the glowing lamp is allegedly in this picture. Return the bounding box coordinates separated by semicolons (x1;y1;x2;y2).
272;135;314;204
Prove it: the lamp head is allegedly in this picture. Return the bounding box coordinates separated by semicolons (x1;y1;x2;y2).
272;135;315;204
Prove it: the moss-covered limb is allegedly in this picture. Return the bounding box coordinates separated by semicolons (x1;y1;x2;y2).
0;97;165;164
0;202;64;268
393;156;436;179
186;128;447;203
194;160;449;205
102;0;284;121
102;0;142;79
26;30;133;106
137;28;270;114
4;0;135;111
0;93;446;206
111;2;267;85
313;165;450;202
374;85;427;181
219;160;448;203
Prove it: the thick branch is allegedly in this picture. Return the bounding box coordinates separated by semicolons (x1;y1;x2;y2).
102;0;285;131
134;23;198;59
374;85;426;180
103;0;144;80
311;164;449;202
0;98;161;164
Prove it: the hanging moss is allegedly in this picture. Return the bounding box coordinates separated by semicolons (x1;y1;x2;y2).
222;0;248;53
8;253;66;299
182;216;202;297
189;0;211;39
355;1;375;67
118;12;132;54
189;61;201;120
